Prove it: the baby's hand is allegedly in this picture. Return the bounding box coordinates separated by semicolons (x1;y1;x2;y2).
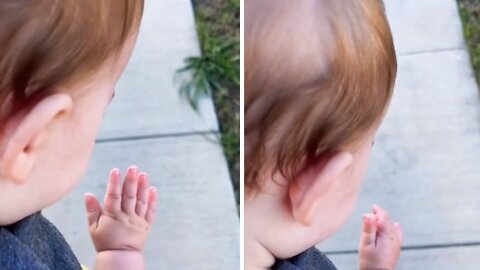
84;166;157;252
358;205;402;270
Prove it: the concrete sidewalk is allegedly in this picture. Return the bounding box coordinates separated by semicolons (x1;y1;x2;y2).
44;1;239;269
318;0;480;269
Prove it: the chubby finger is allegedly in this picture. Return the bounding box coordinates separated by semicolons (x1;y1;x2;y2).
85;193;102;228
145;187;157;225
135;172;150;217
104;168;122;213
372;204;389;221
360;213;377;246
373;204;393;235
121;166;139;214
394;222;404;244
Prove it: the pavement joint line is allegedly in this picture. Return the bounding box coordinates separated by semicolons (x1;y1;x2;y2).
323;241;480;255
398;46;465;57
95;130;220;144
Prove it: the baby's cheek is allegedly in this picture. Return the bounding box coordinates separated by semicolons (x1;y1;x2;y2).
343;163;364;197
352;151;373;186
66;114;103;181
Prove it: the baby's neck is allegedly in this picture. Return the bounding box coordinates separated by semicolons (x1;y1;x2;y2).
244;235;276;270
0;181;34;226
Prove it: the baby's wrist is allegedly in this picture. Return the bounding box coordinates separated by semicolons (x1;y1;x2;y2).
97;249;143;254
95;250;145;270
92;240;145;254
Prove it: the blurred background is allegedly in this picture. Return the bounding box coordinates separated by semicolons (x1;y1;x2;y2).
44;0;239;269
318;0;480;269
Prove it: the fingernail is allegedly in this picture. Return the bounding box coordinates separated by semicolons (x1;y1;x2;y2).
84;193;93;202
139;173;149;183
363;214;372;225
128;166;138;173
150;187;158;198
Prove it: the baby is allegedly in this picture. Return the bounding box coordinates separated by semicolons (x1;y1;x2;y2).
0;1;156;269
245;0;402;269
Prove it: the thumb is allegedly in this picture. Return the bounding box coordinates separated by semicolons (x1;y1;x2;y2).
360;213;377;247
85;193;102;227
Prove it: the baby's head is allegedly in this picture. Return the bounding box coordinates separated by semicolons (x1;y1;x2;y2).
245;0;396;264
0;0;144;225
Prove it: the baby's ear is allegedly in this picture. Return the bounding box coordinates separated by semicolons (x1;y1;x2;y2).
0;93;73;184
288;152;353;226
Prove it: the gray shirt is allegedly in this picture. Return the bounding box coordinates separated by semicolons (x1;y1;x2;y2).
273;248;337;270
0;212;82;270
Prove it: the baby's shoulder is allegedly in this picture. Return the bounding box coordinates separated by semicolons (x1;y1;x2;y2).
272;247;337;270
0;224;50;269
0;213;82;270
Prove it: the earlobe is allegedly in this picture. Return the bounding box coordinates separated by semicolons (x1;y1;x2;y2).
289;152;353;226
0;93;73;184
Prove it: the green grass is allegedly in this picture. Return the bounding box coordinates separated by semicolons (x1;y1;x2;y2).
459;0;480;86
178;0;240;204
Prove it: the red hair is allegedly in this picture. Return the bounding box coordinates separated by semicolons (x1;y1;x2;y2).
245;0;397;193
0;0;144;120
